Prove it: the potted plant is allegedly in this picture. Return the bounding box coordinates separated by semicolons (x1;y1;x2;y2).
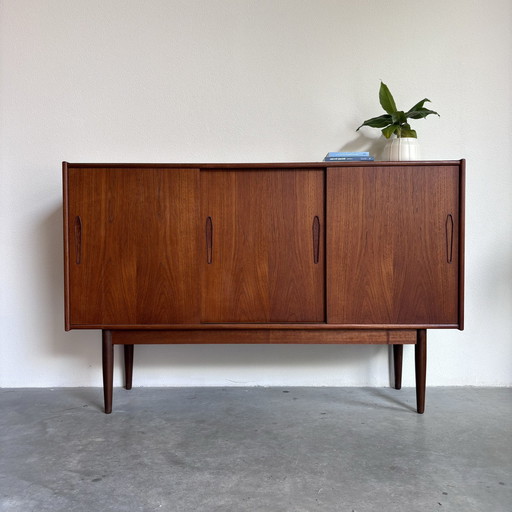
356;81;439;160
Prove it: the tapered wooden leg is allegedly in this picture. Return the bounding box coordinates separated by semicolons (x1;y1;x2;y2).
415;329;427;414
393;344;403;390
124;344;134;390
102;330;113;414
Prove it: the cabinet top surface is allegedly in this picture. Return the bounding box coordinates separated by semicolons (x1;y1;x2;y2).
63;160;464;169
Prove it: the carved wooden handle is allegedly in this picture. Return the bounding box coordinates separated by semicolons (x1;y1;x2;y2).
74;216;82;265
206;216;213;264
445;214;454;263
313;216;320;264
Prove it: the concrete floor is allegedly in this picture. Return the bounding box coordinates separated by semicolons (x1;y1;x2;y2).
1;387;511;512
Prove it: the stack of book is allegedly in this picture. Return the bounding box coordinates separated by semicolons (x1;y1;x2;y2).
323;151;374;161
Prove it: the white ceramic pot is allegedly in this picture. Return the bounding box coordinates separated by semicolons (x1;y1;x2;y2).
382;137;420;161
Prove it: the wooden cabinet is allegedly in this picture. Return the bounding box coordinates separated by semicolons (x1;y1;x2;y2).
63;161;465;414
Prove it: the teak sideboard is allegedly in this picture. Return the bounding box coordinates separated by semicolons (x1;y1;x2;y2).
63;160;465;413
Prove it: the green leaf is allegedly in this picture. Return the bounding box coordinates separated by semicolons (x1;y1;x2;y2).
379;82;397;115
407;98;430;113
400;128;417;138
356;114;392;131
382;125;398;138
391;111;407;125
406;107;440;120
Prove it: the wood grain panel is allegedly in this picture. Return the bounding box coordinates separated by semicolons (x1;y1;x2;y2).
111;329;417;345
201;170;324;322
66;168;200;326
327;166;460;325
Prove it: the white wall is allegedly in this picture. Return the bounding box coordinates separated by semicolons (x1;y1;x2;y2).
1;0;511;388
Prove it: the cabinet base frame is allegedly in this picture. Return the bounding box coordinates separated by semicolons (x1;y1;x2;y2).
101;328;426;414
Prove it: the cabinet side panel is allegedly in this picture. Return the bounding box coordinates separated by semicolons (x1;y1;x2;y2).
66;168;200;326
327;166;460;326
458;160;465;330
63;162;71;330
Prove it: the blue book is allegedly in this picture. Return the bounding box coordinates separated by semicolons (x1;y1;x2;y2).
324;156;374;161
325;151;370;158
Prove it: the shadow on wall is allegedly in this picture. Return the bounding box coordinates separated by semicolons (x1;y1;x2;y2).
42;205;396;386
337;132;386;160
41;205;99;366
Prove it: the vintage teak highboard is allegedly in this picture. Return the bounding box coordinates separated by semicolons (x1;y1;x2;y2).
63;160;465;413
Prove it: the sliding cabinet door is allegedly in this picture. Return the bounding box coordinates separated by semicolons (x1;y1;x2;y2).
201;169;324;323
65;168;200;327
327;165;460;326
